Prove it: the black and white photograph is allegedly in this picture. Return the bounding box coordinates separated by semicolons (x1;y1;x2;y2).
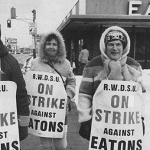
0;0;150;150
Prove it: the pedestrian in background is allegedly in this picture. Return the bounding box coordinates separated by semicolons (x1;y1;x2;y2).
70;49;76;74
0;38;30;141
30;30;76;150
78;26;147;148
21;56;34;75
78;44;89;75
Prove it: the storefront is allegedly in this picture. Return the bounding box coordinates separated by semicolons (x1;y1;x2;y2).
57;0;150;70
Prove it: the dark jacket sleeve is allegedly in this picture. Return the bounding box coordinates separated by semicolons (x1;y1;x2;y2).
10;57;30;141
10;56;30;117
3;54;30;119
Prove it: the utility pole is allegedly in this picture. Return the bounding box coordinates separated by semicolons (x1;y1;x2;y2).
7;7;38;55
0;24;1;39
32;9;36;58
11;7;16;19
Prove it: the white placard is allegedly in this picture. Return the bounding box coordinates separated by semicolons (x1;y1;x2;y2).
25;71;67;138
89;80;144;150
0;81;20;150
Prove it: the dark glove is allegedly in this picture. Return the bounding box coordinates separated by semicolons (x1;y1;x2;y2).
19;126;28;141
66;97;72;114
79;119;92;141
141;117;145;135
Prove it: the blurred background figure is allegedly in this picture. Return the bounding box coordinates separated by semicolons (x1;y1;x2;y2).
78;44;89;75
70;48;76;73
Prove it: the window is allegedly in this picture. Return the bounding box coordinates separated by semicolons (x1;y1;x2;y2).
135;32;146;60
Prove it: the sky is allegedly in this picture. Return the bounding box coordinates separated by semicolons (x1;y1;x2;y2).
0;0;78;47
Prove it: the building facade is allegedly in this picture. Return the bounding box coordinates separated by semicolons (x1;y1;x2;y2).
57;0;150;70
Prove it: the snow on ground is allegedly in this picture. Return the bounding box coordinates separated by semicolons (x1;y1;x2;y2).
73;75;82;106
142;69;150;86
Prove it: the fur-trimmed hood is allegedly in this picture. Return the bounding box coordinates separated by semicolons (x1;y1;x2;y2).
38;30;66;63
99;26;130;59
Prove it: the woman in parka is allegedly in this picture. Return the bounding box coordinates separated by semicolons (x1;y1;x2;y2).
30;30;76;150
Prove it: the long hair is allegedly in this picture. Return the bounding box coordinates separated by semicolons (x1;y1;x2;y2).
38;30;66;63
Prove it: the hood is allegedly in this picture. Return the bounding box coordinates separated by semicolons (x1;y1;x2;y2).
0;40;9;57
38;30;66;63
99;26;130;59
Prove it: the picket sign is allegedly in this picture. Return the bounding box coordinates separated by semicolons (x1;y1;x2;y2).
25;71;67;138
89;80;144;150
0;81;20;149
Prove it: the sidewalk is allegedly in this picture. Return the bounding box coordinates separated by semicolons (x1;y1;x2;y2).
20;102;89;150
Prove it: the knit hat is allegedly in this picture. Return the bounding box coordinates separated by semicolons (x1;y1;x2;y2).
100;26;130;60
104;30;127;48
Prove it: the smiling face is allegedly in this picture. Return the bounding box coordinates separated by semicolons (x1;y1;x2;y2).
106;40;123;60
45;38;58;57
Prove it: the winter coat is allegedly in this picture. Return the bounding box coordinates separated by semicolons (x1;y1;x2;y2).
78;26;143;123
0;40;30;141
30;30;76;101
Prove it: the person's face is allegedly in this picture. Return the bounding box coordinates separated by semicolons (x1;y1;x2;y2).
106;40;123;60
45;39;58;57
